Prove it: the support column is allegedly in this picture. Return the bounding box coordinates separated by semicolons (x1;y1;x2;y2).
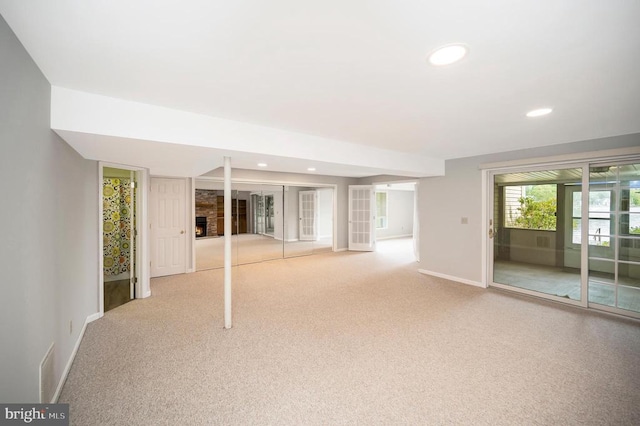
224;156;232;329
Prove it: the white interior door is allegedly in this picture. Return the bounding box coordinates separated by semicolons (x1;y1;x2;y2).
299;190;318;241
150;178;187;277
349;185;376;251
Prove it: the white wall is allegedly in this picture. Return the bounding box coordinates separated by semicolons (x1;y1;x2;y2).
376;190;414;239
418;133;640;284
0;16;98;402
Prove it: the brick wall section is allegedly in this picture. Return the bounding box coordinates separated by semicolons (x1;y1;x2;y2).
195;189;218;237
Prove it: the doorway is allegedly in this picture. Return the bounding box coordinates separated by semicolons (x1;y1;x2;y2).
375;182;417;259
102;167;137;312
487;159;640;318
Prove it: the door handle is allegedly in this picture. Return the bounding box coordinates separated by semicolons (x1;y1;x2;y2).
180;230;185;234
488;228;494;239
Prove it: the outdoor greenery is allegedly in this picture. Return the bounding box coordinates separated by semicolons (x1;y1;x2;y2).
515;196;557;230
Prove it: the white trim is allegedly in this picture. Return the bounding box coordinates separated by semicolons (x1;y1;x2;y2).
97;164;104;317
481;169;488;288
53;313;100;402
186;177;195;273
479;146;640;170
100;162;151;314
589;303;640;320
418;269;485;288
376;234;413;240
335;248;348;252
189;178;197;273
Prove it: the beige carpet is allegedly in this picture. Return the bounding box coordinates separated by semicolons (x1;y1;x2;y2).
60;241;640;425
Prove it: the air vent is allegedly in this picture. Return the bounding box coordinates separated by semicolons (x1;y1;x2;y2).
40;343;55;403
536;236;550;248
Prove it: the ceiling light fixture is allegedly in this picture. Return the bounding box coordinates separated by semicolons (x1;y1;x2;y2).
428;44;468;66
307;167;316;172
257;163;267;167
526;108;553;118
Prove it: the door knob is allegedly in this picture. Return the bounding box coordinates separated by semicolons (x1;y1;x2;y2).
180;230;185;234
488;228;494;239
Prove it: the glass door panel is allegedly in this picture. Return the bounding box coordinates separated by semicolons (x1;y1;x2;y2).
588;163;640;314
491;167;583;301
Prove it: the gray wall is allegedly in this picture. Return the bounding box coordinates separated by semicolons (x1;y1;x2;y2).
418;133;640;283
376;189;414;239
0;16;98;402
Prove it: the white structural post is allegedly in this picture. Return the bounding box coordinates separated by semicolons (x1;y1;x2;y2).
224;156;232;329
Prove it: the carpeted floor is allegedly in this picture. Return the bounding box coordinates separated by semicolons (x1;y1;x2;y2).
59;241;640;425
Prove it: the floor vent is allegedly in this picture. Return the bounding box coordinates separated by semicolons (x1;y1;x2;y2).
40;343;55;403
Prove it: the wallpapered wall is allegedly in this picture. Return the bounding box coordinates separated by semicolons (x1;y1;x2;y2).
103;178;133;276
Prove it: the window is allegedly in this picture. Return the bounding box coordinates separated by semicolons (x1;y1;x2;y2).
375;191;387;229
504;184;557;230
571;190;612;246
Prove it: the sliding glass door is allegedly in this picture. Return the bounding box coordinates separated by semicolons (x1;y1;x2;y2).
489;160;640;318
491;167;584;303
587;163;640;313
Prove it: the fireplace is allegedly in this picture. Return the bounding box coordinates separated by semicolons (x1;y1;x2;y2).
195;217;207;238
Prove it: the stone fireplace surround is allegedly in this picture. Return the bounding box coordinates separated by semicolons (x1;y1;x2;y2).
195;189;218;237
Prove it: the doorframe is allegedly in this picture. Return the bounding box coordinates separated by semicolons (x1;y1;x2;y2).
481;147;640;318
149;176;192;277
98;162;150;318
371;180;420;260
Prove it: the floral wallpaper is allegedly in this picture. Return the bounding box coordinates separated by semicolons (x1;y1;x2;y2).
103;178;133;276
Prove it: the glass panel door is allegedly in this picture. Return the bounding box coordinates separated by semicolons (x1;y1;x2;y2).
491;167;583;302
588;163;640;314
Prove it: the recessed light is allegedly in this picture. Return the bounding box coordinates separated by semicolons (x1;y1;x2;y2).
526;108;553;118
307;167;316;172
428;44;468;66
257;163;267;167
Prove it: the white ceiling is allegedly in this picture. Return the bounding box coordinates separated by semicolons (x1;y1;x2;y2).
1;0;639;176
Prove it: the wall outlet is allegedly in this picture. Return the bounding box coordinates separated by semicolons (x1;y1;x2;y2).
461;217;469;225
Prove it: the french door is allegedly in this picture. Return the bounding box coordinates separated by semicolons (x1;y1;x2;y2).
488;159;640;318
299;190;318;241
348;185;375;251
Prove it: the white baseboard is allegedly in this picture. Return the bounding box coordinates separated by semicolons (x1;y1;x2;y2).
53;312;100;402
335;248;348;252
86;313;100;323
418;269;485;288
143;290;151;298
376;234;413;240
